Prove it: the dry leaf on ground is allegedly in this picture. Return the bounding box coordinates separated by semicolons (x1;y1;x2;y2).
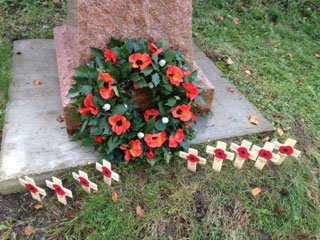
261;136;270;142
225;57;234;65
56;115;65;122
314;51;320;58
233;17;240;25
16;51;22;55
34;204;43;210
136;172;148;188
286;53;293;59
32;80;42;85
52;0;60;3
66;211;74;219
252;187;262;197
274;206;285;214
310;170;319;175
244;69;252;75
23;225;33;236
226;86;235;93
277;127;284;136
249;115;259;125
136;205;144;220
112;191;119;202
307;191;314;200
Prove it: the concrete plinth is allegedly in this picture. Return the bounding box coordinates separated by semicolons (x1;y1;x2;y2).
0;39;273;194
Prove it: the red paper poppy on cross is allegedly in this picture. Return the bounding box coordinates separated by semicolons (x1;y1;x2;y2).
98;72;114;100
120;139;143;161
148;43;163;55
19;176;47;202
144;109;159;121
129;53;152;70
171;104;192;122
187;154;200;163
183;83;199;100
166;65;184;86
46;177;73;205
108;115;131;135
72;170;98;194
25;183;38;194
258;149;273;160
237;147;250;159
96;160;120;187
144;132;166;148
78;93;99;115
101;166;112;178
214;148;228;159
104;49;117;64
78;176;90;188
53;184;66;196
279;146;294;155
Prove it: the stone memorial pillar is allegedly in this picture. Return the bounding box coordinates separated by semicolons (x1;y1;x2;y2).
54;0;214;133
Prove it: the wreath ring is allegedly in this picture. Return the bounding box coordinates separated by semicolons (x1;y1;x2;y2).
68;38;204;165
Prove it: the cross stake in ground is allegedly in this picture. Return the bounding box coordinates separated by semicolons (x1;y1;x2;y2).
230;140;258;169
273;138;301;165
19;176;47;202
72;170;98;194
46;176;73;205
179;148;206;172
206;141;235;172
96;159;119;187
251;142;280;170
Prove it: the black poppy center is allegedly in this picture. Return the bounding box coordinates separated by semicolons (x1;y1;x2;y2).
104;82;110;88
116;120;123;126
152;136;157;140
241;151;246;154
169;73;174;77
136;60;143;65
177;110;182;115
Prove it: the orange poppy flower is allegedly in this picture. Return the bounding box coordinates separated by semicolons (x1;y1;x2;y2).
104;49;117;64
166;65;184;86
120;139;142;161
78;93;99;115
108;115;131;135
144;132;166;148
98;73;114;99
169;128;184;148
170;104;192;122
183;83;199;100
128;53;152;70
144;109;159;121
148;43;163;55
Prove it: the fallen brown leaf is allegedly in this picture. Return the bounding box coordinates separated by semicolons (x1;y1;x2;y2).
112;191;119;203
168;172;176;180
244;69;252;75
315;51;320;58
274;206;284;214
16;51;22;55
136;205;144;220
34;204;43;210
225;57;234;65
249;115;259;125
56;115;65;122
136;172;148;188
307;191;314;200
252;187;262;197
52;0;60;3
226;86;235;93
32;80;42;86
23;225;33;236
66;211;74;219
286;52;293;59
277;127;284;136
261;136;270;142
233;17;240;25
310;170;319;175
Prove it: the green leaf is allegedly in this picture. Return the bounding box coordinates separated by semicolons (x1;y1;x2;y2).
131;122;145;131
80;119;89;133
148;158;157;166
164;51;176;63
125;40;134;53
81;138;94;147
165;98;176;107
180;141;189;151
152;54;158;63
142;67;153;76
111;104;127;115
155;119;166;131
106;135;121;154
162;76;173;92
196;95;206;105
145;118;156;133
81;85;93;95
90;126;102;136
158;102;166;115
136;78;148;88
74;66;92;78
152;73;160;87
112;86;119;97
156;39;167;49
190;70;198;84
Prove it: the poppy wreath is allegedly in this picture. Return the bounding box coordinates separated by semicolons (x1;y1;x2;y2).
68;38;204;166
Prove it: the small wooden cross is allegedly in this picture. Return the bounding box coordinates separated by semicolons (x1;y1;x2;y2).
72;170;98;194
19;176;47;202
179;148;206;172
46;176;73;205
251;142;280;170
96;159;119;187
206;141;235;172
273;138;301;165
230;140;258;169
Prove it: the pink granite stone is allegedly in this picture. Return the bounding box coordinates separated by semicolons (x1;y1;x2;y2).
54;0;214;133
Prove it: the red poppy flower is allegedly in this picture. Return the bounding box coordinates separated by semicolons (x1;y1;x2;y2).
144;132;166;148
120;139;143;161
169;128;184;148
185;124;191;129
78;176;90;187
104;49;117;64
279;146;294;155
101;166;112;178
144;109;159;121
78;93;99;115
187;154;200;163
25;183;38;194
191;112;196;122
98;72;114;100
170;104;192;122
92;135;103;143
237;147;250;159
53;184;65;196
133;82;139;90
146;148;156;159
214;149;227;159
258;149;273;160
166;65;184;86
183;70;192;76
183;83;199;100
108;115;131;135
128;53;152;70
148;43;163;55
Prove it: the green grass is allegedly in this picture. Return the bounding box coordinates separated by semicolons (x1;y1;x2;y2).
0;1;319;239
